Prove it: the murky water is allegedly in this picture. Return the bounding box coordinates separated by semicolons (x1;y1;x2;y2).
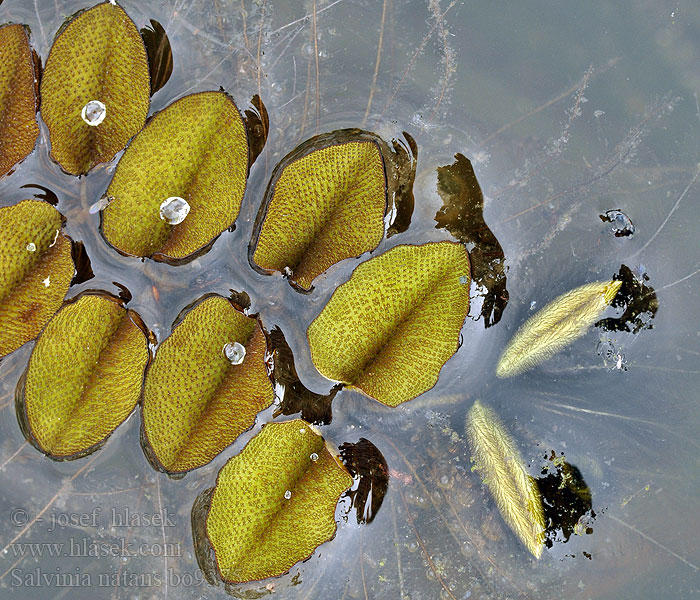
1;1;699;598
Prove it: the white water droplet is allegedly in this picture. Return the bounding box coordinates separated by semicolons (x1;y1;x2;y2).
299;427;306;434
42;276;51;287
159;197;190;225
81;100;106;126
459;275;468;285
223;342;246;365
310;453;319;462
284;490;292;500
26;242;36;252
89;195;112;214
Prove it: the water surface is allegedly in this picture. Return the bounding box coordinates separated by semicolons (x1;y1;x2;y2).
1;1;699;598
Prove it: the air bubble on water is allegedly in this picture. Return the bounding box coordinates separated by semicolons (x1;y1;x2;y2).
284;490;292;500
600;209;635;237
89;195;112;214
26;242;36;252
310;453;319;462
159;197;190;225
223;342;246;365
594;109;605;118
81;100;106;126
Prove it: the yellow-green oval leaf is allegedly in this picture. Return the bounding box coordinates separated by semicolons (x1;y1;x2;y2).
205;419;353;583
102;91;249;262
142;295;273;473
40;1;150;175
496;279;623;377
307;241;470;406
0;200;73;357
250;130;387;290
19;293;149;459
466;400;545;558
0;24;39;177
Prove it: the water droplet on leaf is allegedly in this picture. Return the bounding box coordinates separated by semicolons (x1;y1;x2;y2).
159;196;190;225
26;242;36;252
223;341;246;365
310;453;319;462
81;100;106;126
89;195;112;214
284;490;292;500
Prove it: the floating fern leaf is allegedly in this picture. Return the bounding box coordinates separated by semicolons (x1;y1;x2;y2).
496;279;622;377
466;400;545;558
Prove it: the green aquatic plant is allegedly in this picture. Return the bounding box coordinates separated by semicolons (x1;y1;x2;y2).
142;294;273;474
200;420;353;584
307;241;470;406
250;129;415;291
39;1;150;175
0;23;39;177
102;91;251;262
18;293;149;459
0;200;73;357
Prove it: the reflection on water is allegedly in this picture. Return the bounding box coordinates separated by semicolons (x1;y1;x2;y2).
1;0;699;599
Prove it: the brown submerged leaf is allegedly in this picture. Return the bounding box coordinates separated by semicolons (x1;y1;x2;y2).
339;438;389;524
435;153;508;327
269;326;337;425
385;132;418;237
466;400;545;558
141;295;274;474
18;293;149;460
39;1;150;175
140;19;173;95
0;24;40;177
0;200;74;357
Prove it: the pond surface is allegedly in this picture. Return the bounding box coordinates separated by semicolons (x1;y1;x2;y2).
1;0;699;599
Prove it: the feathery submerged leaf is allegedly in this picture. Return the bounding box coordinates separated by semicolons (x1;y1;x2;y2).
466;400;545;558
496;279;622;377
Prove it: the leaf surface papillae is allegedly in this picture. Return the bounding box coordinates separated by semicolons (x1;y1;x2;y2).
466;400;545;558
22;294;149;459
206;419;353;583
142;295;273;473
307;241;470;406
252;132;387;290
102;91;249;261
0;200;73;357
39;1;150;175
0;24;39;177
496;279;622;377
